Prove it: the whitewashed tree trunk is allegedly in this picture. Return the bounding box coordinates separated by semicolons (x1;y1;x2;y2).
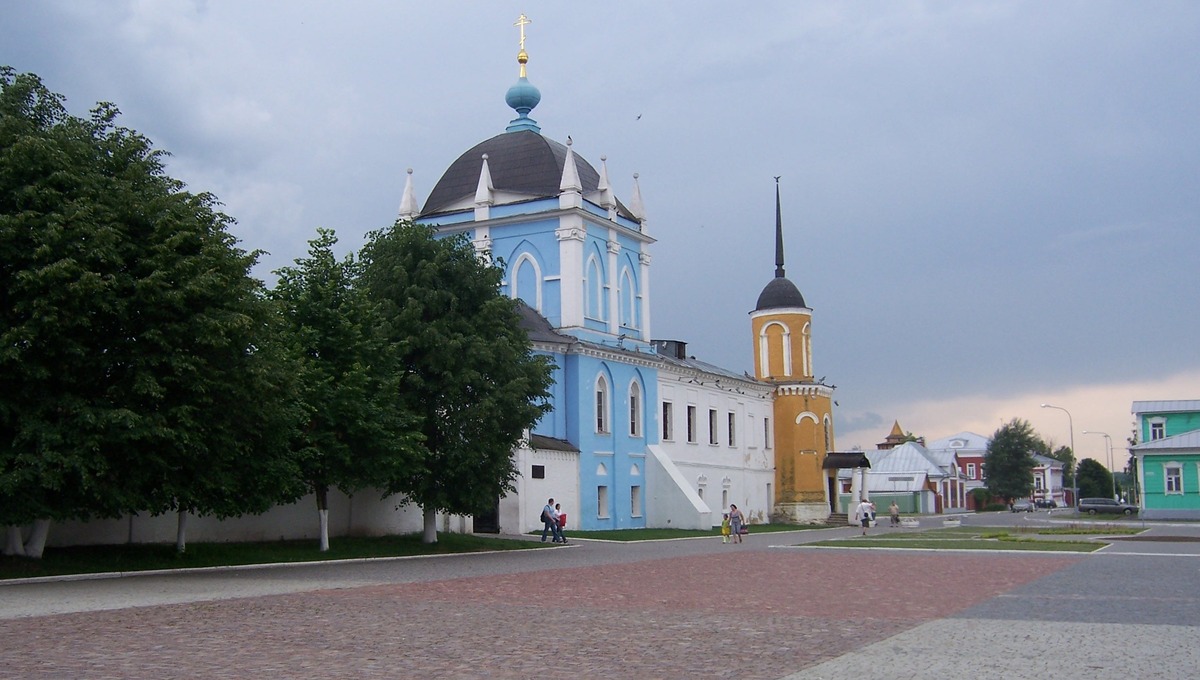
319;508;329;552
175;511;189;554
5;527;26;556
422;506;438;544
24;519;50;558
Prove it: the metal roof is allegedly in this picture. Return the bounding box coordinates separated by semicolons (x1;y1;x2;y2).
1130;429;1200;452
421;129;634;220
1131;400;1200;415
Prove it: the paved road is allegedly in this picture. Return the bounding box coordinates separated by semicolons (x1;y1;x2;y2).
2;516;1197;679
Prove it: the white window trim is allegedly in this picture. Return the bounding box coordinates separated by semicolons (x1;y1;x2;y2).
1164;462;1184;494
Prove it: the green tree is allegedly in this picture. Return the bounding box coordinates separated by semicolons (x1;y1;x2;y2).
1076;458;1112;499
1044;444;1076;489
359;221;554;543
1;68;303;556
272;229;419;551
984;418;1038;503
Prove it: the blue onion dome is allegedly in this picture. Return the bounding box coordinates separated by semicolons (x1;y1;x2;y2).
506;49;541;132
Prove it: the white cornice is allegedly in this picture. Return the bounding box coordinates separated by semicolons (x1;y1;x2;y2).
429;206;655;245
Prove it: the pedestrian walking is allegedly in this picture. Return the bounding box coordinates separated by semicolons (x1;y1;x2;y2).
555;502;568;544
721;513;731;543
541;498;557;542
854;498;873;535
889;501;901;527
729;504;745;543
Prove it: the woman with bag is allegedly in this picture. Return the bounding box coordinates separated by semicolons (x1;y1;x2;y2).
729;504;745;543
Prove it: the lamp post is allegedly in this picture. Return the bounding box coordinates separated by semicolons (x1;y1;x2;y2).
1082;430;1116;500
1041;403;1075;504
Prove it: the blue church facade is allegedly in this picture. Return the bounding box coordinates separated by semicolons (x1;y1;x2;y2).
399;43;665;530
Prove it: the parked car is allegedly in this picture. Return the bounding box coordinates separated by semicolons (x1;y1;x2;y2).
1010;499;1035;512
1077;498;1138;516
1034;499;1057;509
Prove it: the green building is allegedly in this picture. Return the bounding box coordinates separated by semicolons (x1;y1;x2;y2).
1131;400;1200;520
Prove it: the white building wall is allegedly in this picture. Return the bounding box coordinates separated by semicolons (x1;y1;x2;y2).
655;370;775;527
501;445;580;534
48;488;427;547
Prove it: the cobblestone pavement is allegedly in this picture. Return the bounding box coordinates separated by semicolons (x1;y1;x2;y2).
2;523;1198;679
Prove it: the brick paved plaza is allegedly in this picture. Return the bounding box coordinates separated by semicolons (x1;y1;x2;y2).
2;520;1198;679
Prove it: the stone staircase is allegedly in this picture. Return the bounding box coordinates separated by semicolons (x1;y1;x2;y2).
826;512;850;527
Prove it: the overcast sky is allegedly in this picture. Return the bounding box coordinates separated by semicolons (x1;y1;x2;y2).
5;1;1198;463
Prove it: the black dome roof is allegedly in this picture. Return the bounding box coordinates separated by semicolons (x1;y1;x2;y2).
755;276;807;311
421;130;633;219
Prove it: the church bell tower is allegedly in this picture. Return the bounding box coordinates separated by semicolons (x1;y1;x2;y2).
751;180;836;523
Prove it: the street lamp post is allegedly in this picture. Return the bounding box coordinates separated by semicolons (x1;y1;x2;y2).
1083;430;1116;500
1041;403;1075;504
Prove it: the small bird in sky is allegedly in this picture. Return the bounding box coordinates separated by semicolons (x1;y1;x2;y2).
636;114;642;120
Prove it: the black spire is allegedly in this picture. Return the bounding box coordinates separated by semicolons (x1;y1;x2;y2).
774;176;785;278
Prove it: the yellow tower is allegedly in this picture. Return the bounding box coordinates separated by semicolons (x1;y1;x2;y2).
751;180;836;524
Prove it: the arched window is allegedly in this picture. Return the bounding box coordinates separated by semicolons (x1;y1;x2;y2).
512;252;542;311
595;374;610;433
629;381;642;437
585;255;604;320
619;267;637;328
758;321;792;377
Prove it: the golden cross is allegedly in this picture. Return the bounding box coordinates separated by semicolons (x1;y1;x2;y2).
514;14;531;51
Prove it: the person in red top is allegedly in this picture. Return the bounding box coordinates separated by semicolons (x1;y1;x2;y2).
555;502;568;544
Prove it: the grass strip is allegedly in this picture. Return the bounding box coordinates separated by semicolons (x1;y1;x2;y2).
551;524;832;542
0;533;539;581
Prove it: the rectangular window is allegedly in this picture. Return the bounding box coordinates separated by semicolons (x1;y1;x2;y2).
687;405;697;443
708;409;719;445
966;463;976;480
631;485;642;517
1166;465;1183;493
531;465;545;479
748;414;757;448
1151;422;1165;441
728;412;737;447
597;485;609;518
662;401;674;441
1035;475;1044;490
721;489;729;510
764;417;772;449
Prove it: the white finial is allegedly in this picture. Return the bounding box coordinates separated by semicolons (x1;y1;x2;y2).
475;154;494;206
597;155;615;212
629;172;646;225
559;140;581;194
398;167;419;220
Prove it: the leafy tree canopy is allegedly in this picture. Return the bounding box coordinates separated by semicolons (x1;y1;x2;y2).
1076;458;1113;499
359;222;554;522
984;418;1038;502
272;229;420;516
1;68;303;536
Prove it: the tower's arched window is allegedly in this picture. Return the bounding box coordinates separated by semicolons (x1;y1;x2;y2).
758;321;792;377
802;322;812;377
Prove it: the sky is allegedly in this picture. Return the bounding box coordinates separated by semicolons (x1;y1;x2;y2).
4;1;1198;466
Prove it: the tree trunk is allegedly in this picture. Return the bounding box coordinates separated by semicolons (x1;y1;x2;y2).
317;484;330;552
422;506;438;544
5;527;26;556
175;510;189;554
24;519;50;559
